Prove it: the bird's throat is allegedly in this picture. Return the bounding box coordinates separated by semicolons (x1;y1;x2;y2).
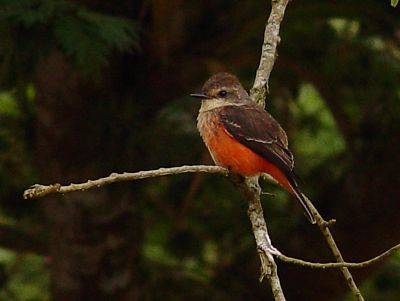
199;99;244;113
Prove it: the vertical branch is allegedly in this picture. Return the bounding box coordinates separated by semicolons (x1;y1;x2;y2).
235;176;286;301
251;0;290;107
244;0;291;299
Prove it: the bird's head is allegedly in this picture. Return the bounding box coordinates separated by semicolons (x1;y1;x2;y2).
191;72;250;106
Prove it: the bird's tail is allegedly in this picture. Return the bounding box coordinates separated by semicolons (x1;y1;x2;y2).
261;168;316;224
290;186;316;224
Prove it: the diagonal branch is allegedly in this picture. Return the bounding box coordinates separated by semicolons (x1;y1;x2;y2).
303;195;365;301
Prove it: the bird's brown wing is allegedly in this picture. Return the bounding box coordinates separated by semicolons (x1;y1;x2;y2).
219;104;294;178
220;103;316;224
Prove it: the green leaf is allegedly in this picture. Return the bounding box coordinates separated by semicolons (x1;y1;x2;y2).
391;0;399;7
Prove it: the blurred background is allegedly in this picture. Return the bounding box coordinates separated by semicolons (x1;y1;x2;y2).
0;0;400;300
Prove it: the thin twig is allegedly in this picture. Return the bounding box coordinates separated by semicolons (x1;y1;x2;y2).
303;195;365;301
274;243;400;269
23;165;228;199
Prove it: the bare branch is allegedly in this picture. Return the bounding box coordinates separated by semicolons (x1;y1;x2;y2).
250;0;290;107
274;243;400;269
23;165;227;199
303;195;365;301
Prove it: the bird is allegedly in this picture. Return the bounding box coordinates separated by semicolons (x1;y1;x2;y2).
191;72;315;223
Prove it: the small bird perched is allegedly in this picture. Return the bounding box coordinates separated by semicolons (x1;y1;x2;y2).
192;72;315;223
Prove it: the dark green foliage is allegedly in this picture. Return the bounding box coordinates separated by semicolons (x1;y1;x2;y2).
53;9;139;75
0;0;139;77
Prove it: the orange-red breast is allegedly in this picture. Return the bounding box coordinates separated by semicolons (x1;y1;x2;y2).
192;72;315;223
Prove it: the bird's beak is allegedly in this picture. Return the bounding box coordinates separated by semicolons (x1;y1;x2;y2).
190;93;209;99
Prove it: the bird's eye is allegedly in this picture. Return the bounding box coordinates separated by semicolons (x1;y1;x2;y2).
218;90;228;97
